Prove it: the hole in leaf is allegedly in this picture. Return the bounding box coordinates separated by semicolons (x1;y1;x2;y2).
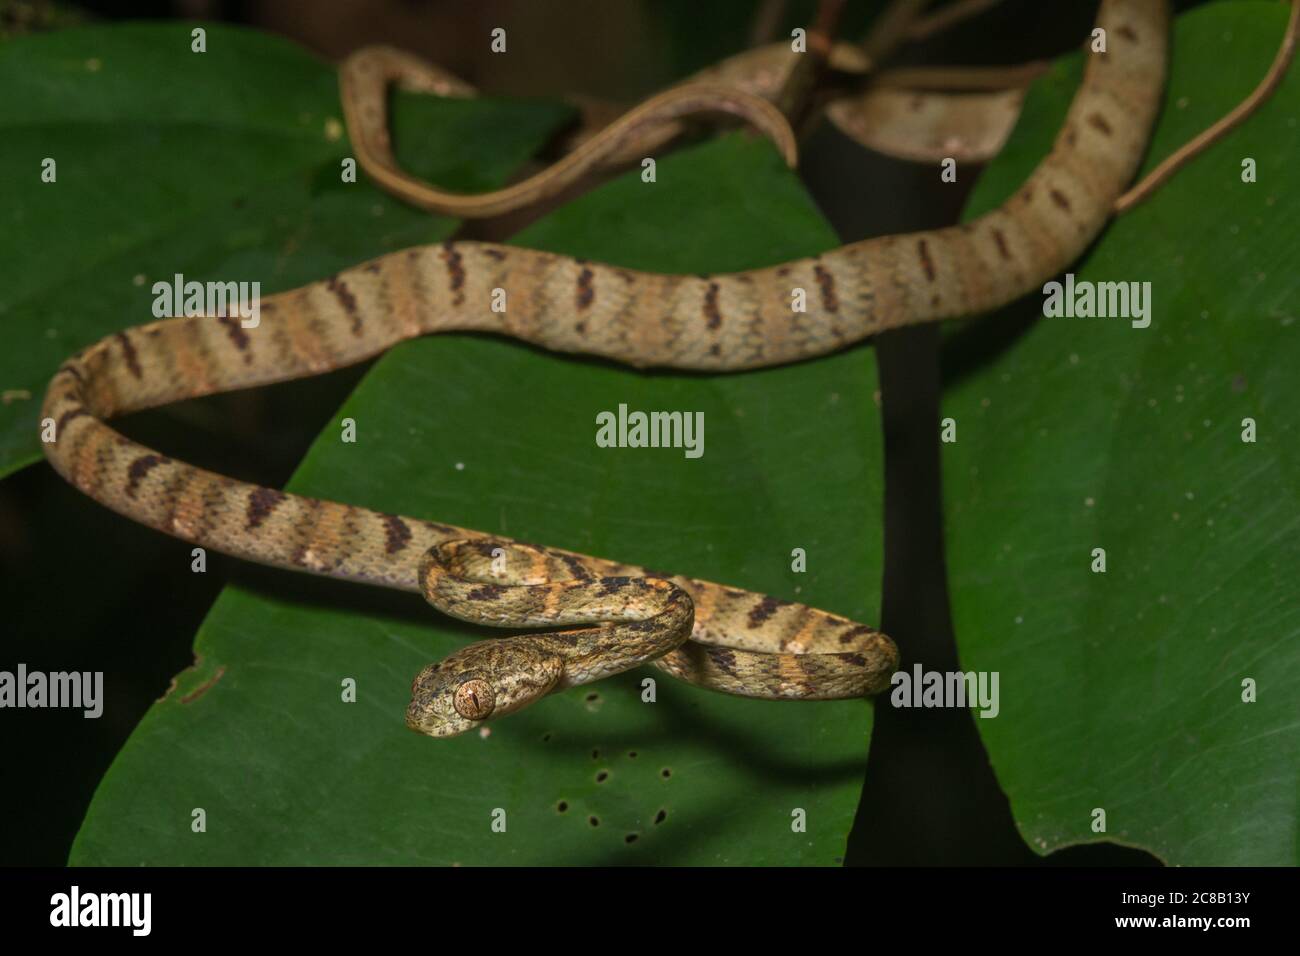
627;751;638;759
654;809;667;825
591;749;600;759
660;768;672;779
595;771;609;783
625;833;639;844
588;816;600;827
556;801;568;813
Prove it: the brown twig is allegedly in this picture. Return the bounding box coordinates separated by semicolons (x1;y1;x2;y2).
748;0;789;47
906;0;1005;41
810;0;847;56
1115;0;1299;213
871;61;1048;91
861;0;934;68
773;0;848;122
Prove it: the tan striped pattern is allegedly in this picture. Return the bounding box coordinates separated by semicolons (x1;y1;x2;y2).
41;0;1167;735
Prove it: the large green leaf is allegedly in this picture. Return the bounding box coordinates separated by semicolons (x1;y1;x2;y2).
68;133;885;862
0;23;571;477
943;1;1298;864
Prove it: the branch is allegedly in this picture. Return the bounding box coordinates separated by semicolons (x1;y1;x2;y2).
906;0;1006;42
1116;0;1299;213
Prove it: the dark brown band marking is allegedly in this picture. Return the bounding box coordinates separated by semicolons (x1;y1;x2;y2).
216;315;251;356
1049;189;1072;212
246;487;287;530
115;332;142;379
703;282;721;330
598;576;633;596
839;624;876;645
1087;112;1113;136
466;584;504;601
327;276;362;335
576;267;595;311
991;228;1011;261
440;243;465;304
1117;24;1138;43
421;520;459;538
382;514;412;554
483;248;507;261
558;553;593;581
56;407;90;432
706;646;739;677
917;239;936;282
470;540;501;558
813;265;839;312
747;595;785;628
125;453;170;499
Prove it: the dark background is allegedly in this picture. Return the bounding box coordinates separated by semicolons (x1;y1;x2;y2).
2;0;1205;866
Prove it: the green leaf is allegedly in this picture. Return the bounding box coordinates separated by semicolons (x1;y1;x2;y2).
943;1;1298;864
0;22;572;477
68;131;885;860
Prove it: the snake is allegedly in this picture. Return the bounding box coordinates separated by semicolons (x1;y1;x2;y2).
41;0;1171;738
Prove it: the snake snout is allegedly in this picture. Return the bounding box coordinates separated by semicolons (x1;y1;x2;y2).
404;691;476;738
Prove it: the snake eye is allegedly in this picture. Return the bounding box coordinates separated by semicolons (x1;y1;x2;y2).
453;678;495;720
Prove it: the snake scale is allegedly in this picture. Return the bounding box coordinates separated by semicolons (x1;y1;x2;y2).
41;0;1168;737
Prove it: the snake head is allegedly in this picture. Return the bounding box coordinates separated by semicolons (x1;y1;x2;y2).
406;639;564;738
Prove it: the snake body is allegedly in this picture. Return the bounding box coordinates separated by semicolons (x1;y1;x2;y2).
41;0;1168;737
